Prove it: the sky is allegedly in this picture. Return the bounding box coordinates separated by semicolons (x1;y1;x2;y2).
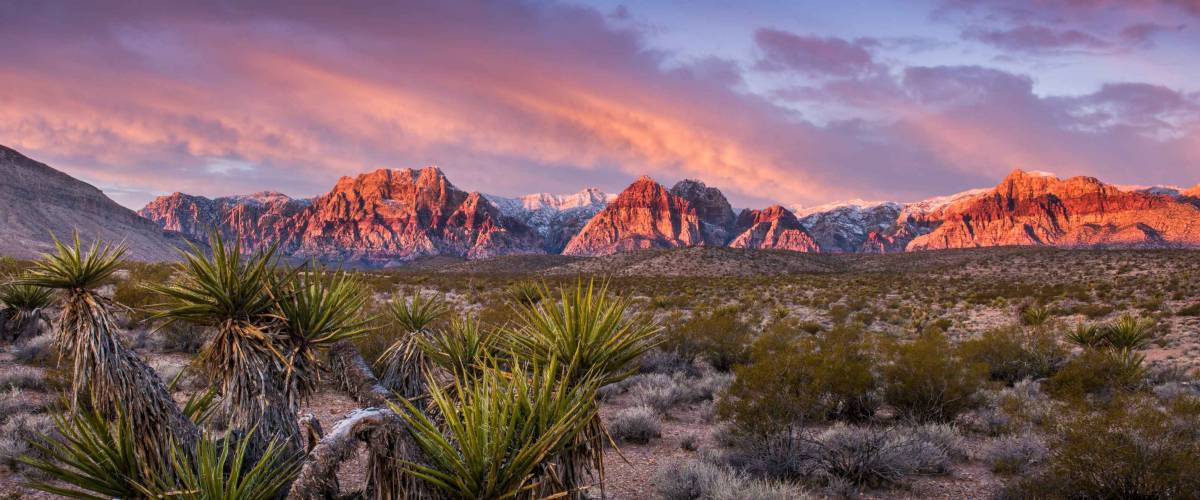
1;0;1199;210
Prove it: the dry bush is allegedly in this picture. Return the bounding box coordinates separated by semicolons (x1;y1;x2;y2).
0;366;47;391
608;405;662;444
982;433;1047;475
655;459;809;500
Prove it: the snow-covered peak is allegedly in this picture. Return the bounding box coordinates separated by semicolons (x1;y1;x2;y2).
1114;184;1185;197
484;188;615;237
901;187;991;217
506;188;615;212
792;199;899;219
219;191;312;207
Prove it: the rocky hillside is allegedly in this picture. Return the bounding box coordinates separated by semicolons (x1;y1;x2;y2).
141;167;543;265
0;145;193;261
902;170;1200;250
729;206;821;252
561;176;712;256
138;191;310;252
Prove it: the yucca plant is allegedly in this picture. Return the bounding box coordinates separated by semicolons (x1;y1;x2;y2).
1020;305;1051;327
1065;323;1105;349
376;292;449;397
22;407;151;499
140;433;301;500
507;279;661;388
390;359;598;499
149;232;296;455
1103;314;1155;350
22;233;197;466
418;316;496;382
507;280;543;306
0;280;52;341
273;264;372;406
506;279;661;496
0;280;52;316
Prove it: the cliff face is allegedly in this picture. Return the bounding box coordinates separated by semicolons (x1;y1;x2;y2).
728;205;821;252
669;179;737;245
905;170;1200;250
141;167;543;265
139;191;309;252
561;176;708;256
0;145;192;261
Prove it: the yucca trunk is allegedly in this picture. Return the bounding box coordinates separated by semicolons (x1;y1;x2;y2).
376;332;431;400
329;340;395;407
308;342;437;499
56;289;199;467
206;320;303;462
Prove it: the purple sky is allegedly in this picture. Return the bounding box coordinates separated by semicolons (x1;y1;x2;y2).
1;0;1198;210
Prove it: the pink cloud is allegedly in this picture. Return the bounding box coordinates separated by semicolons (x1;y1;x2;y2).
0;0;1195;212
754;29;883;78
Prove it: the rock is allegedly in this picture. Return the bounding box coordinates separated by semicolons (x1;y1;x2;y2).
140;166;544;265
561;176;708;256
906;170;1200;250
669;179;737;245
728;205;821;252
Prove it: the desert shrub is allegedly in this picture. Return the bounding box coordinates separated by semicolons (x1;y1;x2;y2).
655;460;807;500
982;433;1047;475
681;433;700;451
881;331;986;422
0;413;55;472
1004;398;1200;498
1045;348;1147;399
1153;381;1200;402
666;306;752;372
0;366;47;391
638;348;690;374
958;327;1064;384
631;371;732;414
158;323;208;354
608;405;662;444
810;424;950;487
11;334;54;366
1178;302;1200;316
904;422;967;460
719;325;877;437
0;387;44;423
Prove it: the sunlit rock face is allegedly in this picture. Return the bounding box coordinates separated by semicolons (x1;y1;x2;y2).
141;167;544;265
728;205;821;252
905;170;1200;250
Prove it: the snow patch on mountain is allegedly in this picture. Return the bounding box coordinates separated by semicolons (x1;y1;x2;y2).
484;189;615;237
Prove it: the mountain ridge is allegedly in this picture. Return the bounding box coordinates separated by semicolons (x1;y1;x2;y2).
0;145;194;261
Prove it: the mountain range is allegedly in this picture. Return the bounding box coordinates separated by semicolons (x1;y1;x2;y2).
4;145;1200;264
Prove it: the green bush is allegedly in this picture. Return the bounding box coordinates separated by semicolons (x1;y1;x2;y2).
718;325;877;437
1005;397;1200;498
665;306;752;372
881;331;986;423
1045;349;1147;399
958;327;1064;384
